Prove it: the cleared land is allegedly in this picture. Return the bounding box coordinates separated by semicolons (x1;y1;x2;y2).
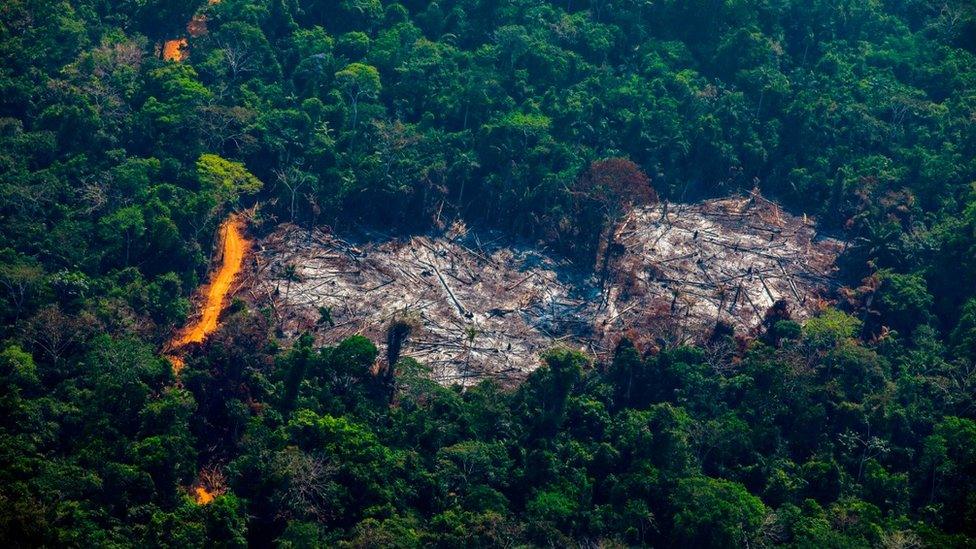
244;195;843;385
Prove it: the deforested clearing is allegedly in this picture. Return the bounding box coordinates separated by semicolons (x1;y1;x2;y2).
245;194;842;385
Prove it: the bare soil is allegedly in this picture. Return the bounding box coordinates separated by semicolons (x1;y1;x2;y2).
243;194;843;386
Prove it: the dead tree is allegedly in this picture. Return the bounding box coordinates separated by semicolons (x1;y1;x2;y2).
569;158;657;288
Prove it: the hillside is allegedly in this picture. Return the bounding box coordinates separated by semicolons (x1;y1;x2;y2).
1;0;975;546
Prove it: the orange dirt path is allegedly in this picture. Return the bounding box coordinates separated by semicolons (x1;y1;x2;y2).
161;0;219;61
162;38;187;62
166;215;249;374
194;486;215;505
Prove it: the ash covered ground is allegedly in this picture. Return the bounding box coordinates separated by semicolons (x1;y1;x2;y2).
244;195;843;385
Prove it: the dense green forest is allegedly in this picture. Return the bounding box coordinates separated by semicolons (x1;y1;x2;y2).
2;0;976;546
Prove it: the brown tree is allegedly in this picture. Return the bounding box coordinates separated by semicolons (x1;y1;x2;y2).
570;158;657;286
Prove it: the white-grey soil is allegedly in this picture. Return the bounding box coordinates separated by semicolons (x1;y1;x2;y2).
244;194;843;386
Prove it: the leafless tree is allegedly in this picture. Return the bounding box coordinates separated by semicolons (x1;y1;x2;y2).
273;447;339;521
221;44;254;80
0;261;43;322
197;102;258;154
880;529;923;549
20;306;96;364
274;165;316;223
839;427;889;482
197;465;227;497
702;336;738;376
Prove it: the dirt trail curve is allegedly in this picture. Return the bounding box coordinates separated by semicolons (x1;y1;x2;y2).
161;213;248;505
158;0;235;508
165;214;250;374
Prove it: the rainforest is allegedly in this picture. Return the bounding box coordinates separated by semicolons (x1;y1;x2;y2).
1;0;975;547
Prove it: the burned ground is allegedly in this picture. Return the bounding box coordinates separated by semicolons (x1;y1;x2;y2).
244;195;843;385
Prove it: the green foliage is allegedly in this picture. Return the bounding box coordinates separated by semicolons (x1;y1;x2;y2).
875;271;935;336
920;417;976;536
671;476;767;547
804;308;862;348
1;0;975;546
195;153;263;207
949;298;976;363
334;62;380;128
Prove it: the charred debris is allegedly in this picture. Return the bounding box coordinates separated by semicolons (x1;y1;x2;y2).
244;194;843;386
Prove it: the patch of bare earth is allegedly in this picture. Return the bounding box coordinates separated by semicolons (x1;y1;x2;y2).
243;195;843;386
